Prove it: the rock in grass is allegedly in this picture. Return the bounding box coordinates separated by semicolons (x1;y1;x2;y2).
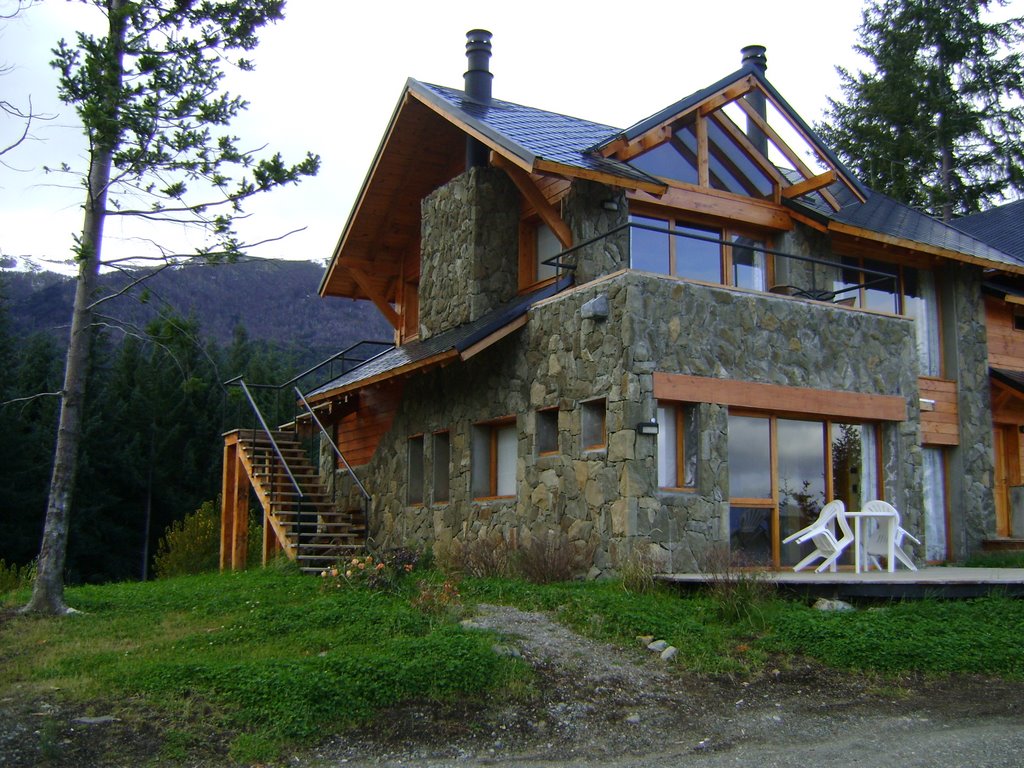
660;646;678;661
813;597;854;612
647;639;668;652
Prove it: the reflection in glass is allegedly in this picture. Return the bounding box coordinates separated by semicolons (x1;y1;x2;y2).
536;223;560;281
732;235;766;291
923;447;947;561
863;258;899;313
628;140;699;185
629;215;670;274
675;224;722;283
777;419;826;566
729;507;772;565
728;415;771;498
657;404;677;488
903;267;941;376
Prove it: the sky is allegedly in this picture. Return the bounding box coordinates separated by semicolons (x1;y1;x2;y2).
0;0;1017;275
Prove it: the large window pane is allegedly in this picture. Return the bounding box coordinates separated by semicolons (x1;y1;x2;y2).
728;415;772;498
536;223;560;281
496;424;517;497
923;447;947;561
629;215;670;274
777;419;826;565
729;507;772;565
903;267;941;376
628;139;698;185
675;224;722;283
863;259;899;313
657;404;677;488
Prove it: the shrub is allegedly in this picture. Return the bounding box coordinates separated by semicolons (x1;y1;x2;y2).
698;545;776;627
0;558;35;595
154;499;262;578
449;534;513;578
410;578;462;623
320;548;419;592
620;548;657;594
515;530;592;584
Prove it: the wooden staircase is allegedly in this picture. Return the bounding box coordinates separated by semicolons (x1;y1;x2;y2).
223;428;367;573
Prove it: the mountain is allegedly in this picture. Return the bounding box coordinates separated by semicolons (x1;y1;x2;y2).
1;258;392;364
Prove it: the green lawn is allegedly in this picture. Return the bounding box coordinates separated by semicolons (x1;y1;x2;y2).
2;568;1022;763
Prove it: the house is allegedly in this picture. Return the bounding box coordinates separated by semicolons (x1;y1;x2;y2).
221;32;1024;574
953;199;1024;548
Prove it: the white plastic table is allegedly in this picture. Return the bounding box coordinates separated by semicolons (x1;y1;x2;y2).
845;509;898;573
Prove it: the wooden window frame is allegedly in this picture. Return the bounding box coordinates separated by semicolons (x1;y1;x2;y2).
518;216;561;292
472;416;517;500
658;401;697;491
628;209;772;289
432;430;450;505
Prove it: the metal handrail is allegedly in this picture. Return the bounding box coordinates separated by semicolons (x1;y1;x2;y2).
223;339;393;393
235;379;304;501
295;387;370;510
542;221;900;299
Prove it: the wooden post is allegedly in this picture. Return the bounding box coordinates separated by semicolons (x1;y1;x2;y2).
220;438;237;571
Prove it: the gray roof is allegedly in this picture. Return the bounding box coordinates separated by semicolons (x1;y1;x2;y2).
411;81;662;189
952;200;1024;264
307;277;570;398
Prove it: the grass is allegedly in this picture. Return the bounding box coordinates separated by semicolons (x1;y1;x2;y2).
2;569;1023;763
963;550;1024;568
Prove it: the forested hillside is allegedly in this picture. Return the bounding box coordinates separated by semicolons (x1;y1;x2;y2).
2;258;391;364
0;259;391;584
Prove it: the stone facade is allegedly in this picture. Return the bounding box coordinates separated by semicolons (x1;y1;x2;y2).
418;167;519;339
326;171;995;572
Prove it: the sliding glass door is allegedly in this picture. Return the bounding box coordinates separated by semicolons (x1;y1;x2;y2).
728;413;880;567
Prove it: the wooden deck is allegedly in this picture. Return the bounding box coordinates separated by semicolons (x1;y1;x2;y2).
659;567;1024;599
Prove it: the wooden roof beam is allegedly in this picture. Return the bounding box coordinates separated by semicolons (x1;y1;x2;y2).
782;170;839;200
347;266;401;329
706;111;786;190
492;153;573;248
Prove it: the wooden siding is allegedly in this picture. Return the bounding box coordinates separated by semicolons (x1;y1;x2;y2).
985;295;1024;372
335;382;404;467
919;376;959;446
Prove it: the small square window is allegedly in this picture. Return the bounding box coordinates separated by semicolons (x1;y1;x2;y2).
432;431;450;504
536;408;559;455
582;399;607;451
407;435;424;505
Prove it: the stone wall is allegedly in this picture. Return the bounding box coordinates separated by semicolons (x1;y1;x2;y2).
418;167;519;339
941;262;995;558
563;181;629;284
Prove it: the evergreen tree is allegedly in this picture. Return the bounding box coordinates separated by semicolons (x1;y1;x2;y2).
25;0;318;614
817;0;1024;220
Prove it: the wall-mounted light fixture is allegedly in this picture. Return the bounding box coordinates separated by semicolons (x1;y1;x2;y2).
636;420;659;436
601;199;619;212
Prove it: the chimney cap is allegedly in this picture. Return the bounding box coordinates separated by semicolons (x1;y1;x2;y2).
741;44;767;73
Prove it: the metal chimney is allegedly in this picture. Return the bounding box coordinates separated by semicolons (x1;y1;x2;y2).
740;45;769;157
464;29;493;168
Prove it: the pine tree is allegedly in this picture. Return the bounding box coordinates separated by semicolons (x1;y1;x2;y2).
24;0;318;615
817;0;1024;220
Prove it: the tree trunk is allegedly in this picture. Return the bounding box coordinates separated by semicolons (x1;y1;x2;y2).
22;0;125;615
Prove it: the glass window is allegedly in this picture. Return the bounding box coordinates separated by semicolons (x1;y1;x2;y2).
862;259;899;313
729;507;772;565
432;431;450;504
657;402;697;489
629;215;671;274
407;435;424;506
731;234;767;291
582;399;607;451
777;419;827;565
727;415;772;499
675;224;722;283
903;267;941;377
923;447;948;561
628;139;699;185
536;223;560;281
471;419;517;499
536;408;558;455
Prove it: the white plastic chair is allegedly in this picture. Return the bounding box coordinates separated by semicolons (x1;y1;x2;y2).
861;500;920;571
781;500;853;573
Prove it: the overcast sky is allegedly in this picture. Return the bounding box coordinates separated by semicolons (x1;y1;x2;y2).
1;0;1020;274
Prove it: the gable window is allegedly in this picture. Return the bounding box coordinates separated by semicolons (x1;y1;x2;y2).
657;402;697;490
536;407;559;455
629;214;767;291
519;218;561;288
582;399;607;451
471;418;517;498
407;435;424;506
432;431;450;504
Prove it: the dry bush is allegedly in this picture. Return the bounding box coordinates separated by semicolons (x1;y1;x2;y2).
458;534;513;578
620;547;657;594
515;530;592;584
698;544;776;625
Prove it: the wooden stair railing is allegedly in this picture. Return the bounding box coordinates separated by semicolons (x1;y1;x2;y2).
220;378;367;574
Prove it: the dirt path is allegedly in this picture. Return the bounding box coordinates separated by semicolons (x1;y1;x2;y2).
307;603;1024;768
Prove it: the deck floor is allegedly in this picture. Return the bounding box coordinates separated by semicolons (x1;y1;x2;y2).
658;567;1024;599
